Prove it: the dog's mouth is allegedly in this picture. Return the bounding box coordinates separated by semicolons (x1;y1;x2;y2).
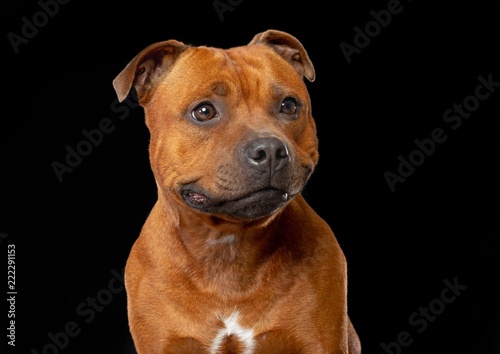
181;186;292;220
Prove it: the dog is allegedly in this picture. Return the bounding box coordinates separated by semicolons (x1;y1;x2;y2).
113;29;361;354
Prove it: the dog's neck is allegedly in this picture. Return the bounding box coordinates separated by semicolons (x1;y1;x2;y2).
150;192;308;295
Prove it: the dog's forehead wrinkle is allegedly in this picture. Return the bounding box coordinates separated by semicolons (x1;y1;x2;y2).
270;83;284;98
210;80;230;96
222;48;267;96
220;50;303;115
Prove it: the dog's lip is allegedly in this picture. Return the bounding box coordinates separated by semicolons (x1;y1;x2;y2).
181;186;291;211
232;187;290;204
185;191;210;205
181;187;290;207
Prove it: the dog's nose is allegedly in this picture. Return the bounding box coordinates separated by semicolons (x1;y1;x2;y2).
244;137;290;173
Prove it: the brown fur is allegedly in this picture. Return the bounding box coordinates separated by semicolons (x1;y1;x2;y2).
113;30;360;353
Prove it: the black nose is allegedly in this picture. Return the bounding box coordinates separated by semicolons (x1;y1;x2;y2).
244;137;290;173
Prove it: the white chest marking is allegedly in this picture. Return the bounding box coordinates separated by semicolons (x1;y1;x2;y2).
210;311;255;354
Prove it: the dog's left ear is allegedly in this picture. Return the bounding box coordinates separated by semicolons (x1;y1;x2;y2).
249;29;315;82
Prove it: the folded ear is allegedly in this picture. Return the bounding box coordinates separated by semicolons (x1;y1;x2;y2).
112;40;188;103
249;29;315;82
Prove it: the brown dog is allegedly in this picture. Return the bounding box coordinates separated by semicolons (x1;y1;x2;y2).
113;29;360;354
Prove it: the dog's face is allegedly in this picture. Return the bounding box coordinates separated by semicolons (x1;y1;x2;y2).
113;30;319;221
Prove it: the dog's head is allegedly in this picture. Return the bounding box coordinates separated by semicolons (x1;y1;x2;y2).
113;30;318;222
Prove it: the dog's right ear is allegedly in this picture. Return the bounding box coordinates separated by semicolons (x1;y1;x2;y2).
113;40;188;103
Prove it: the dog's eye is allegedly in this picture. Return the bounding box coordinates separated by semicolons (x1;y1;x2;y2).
192;103;217;122
280;97;298;116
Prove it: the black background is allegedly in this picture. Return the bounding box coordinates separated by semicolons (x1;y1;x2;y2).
1;0;499;353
